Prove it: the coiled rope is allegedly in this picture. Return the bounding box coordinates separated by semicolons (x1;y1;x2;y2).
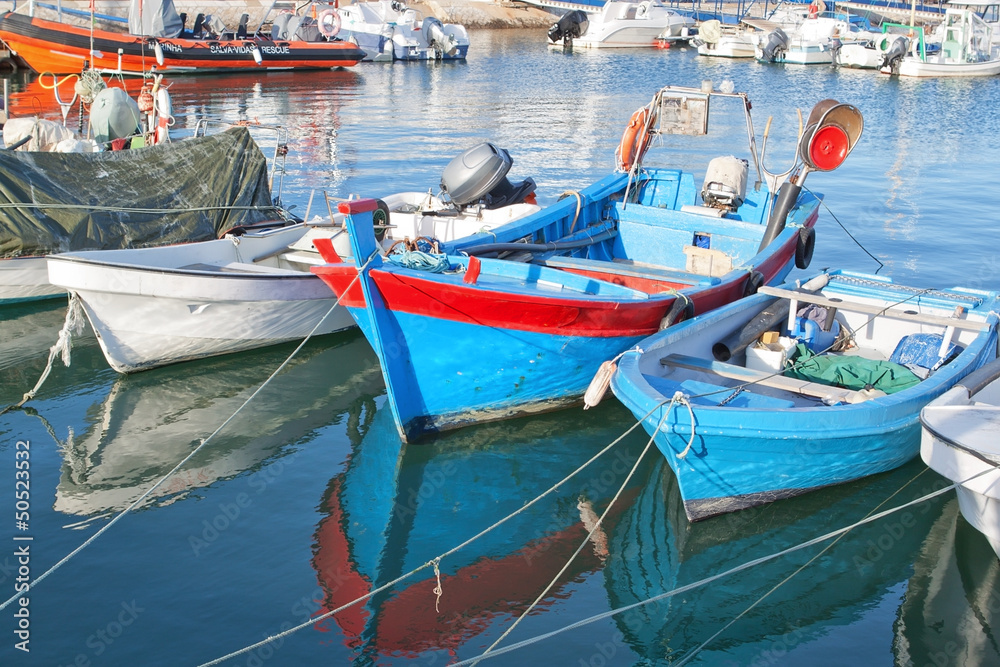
0;252;379;614
74;69;107;105
386;249;450;273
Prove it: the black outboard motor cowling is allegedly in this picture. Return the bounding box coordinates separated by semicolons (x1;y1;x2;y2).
548;10;589;45
440;143;536;210
481;175;537;210
879;35;908;72
760;27;788;62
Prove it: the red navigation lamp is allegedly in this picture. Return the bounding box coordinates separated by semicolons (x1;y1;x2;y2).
798;99;863;172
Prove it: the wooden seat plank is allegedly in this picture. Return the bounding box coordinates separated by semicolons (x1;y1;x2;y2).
659;352;860;402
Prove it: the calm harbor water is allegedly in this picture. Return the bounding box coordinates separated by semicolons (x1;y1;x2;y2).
2;28;1000;666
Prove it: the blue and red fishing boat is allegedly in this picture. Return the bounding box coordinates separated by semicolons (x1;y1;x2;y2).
312;85;863;442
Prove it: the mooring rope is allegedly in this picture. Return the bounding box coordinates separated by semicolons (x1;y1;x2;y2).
472;411;665;665
197;406;663;667
0;294;86;416
558;190;583;234
672;466;933;666
0;253;378;614
804;185;884;273
450;477;973;665
0;203;283;214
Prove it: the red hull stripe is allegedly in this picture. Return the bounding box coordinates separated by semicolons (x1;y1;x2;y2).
312;229;800;337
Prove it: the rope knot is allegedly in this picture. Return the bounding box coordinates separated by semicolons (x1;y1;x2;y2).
430;557;443;613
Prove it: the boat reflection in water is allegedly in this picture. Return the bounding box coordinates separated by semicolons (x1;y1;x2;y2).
311;402;651;660
54;332;383;517
601;459;957;664
894;497;1000;666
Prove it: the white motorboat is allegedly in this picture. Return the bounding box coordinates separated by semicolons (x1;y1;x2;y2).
890;9;1000;76
46;143;540;372
547;0;694;48
695;20;756;58
337;0;469;61
920;358;1000;558
751;4;881;65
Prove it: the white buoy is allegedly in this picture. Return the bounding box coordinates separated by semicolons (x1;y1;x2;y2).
583;360;617;409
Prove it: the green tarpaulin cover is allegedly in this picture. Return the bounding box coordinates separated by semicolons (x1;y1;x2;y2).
785;343;922;394
0;126;280;258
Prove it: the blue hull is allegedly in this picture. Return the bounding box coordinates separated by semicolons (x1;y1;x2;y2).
612;271;1000;521
347;305;642;433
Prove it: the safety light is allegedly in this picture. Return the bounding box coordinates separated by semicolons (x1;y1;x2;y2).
798;99;863;172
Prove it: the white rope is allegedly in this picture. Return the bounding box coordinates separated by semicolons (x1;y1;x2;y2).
0;203;283;214
472;410;665;665
0;255;376;614
432;557;443;614
668;391;697;459
197;406;664;667
450;480;964;665
0;295;86;416
673;466;933;666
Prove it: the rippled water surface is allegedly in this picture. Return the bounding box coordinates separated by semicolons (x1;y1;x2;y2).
2;29;999;666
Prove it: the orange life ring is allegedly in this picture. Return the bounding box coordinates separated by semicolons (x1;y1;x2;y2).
318;9;341;38
617;107;652;172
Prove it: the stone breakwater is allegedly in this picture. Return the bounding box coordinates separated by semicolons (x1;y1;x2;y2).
24;0;557;31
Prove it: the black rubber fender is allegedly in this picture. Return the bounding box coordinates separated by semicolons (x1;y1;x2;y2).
373;199;390;242
796;226;816;270
743;270;764;297
659;295;695;330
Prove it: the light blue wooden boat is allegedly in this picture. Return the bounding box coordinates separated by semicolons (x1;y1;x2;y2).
313;87;864;442
611;269;1000;521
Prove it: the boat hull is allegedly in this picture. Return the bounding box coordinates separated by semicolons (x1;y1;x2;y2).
48;254;354;372
0;12;365;74
697;39;755;58
612;275;1000;521
897;57;1000;77
0;257;65;304
342;28;469;61
921;364;1000;558
577;25;681;47
316;215;806;441
837;43;882;69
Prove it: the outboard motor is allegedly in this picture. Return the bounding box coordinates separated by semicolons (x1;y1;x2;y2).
440;143;537;210
879;35;908;73
547;10;589;46
760;27;788;62
422;17;457;56
701;156;748;212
